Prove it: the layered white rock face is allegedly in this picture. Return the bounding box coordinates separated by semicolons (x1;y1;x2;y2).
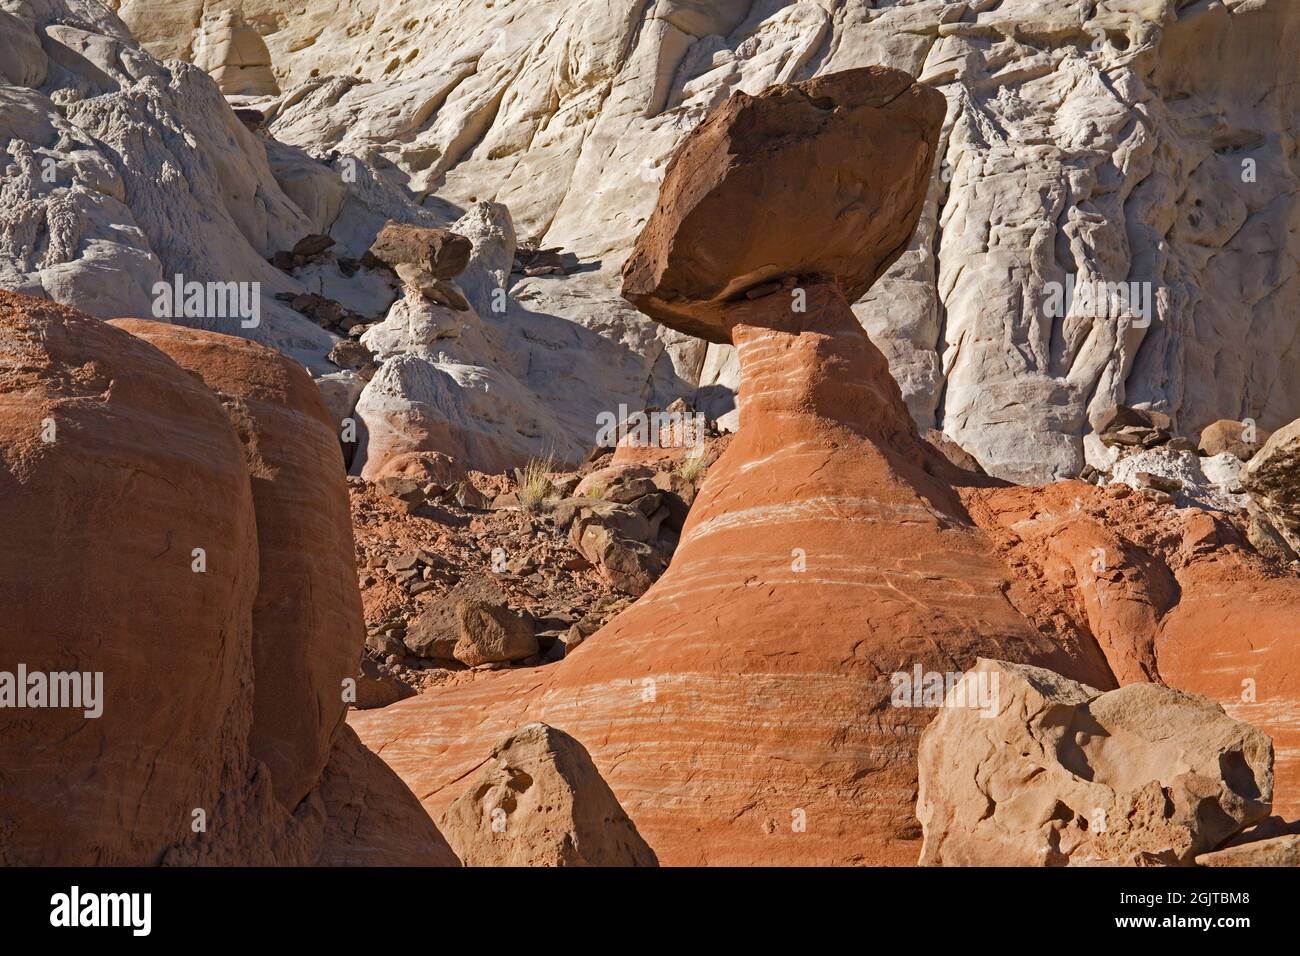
190;9;278;96
0;0;426;369
5;1;709;471
1;1;303;356
23;0;1300;481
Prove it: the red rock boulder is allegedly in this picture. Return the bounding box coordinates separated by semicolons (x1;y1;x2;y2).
0;293;259;864
110;319;364;809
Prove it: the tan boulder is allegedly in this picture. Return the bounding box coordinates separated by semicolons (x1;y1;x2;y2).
1199;418;1271;461
370;450;464;486
313;725;460;867
437;723;657;867
917;659;1273;866
564;497;664;595
566;499;652;543
110;319;364;809
575;523;662;596
621;66;946;342
573;463;655;498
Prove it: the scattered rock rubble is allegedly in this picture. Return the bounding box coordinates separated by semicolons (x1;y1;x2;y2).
349;422;725;707
1079;405;1299;557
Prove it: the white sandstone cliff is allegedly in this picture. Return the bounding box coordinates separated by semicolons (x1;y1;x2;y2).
14;0;1300;480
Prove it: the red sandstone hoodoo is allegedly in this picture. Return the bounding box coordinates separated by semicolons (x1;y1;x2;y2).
354;66;1114;865
353;64;1298;865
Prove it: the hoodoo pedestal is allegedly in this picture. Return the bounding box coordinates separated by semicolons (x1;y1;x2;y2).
351;278;1114;864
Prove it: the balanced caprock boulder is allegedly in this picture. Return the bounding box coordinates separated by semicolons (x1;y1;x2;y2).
622;66;942;343
351;66;1118;866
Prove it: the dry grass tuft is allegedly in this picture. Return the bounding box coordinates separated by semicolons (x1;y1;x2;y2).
676;452;708;485
519;454;558;512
